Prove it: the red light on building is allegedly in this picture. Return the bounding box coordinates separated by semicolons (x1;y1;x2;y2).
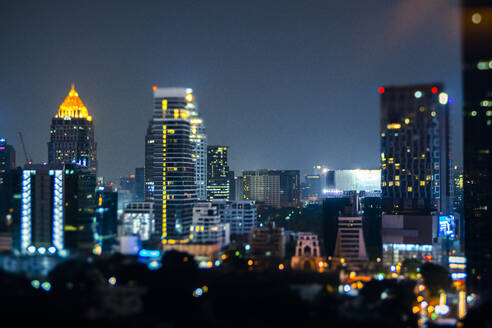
152;85;158;91
379;87;385;94
431;86;438;94
424;255;432;261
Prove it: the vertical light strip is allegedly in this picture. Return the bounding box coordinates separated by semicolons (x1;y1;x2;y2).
52;170;64;251
21;170;33;253
162;99;168;239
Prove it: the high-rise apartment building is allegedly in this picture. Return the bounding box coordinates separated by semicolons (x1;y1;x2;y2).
0;138;16;229
20;164;96;255
242;170;300;208
380;84;450;215
190;106;207;200
207;146;230;200
48;85;97;174
145;87;197;244
134;167;145;202
120;202;155;242
243;170;280;208
461;1;492;292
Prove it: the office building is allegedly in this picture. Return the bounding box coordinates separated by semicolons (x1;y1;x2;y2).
190;202;230;246
134;167;145;202
211;200;257;235
303;174;322;200
0;138;17;229
243;170;280;208
120;202;155;242
234;175;246;201
20;164;96;255
48;85;97;174
333;216;368;266
279;170;301;207
380;83;451;215
462;1;492;292
145;87;197;243
190;107;207;200
207;146;230;200
361;196;382;261
95;187;118;253
250;221;285;259
381;215;433;265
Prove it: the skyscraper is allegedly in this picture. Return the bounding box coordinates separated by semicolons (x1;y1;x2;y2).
461;1;492;292
242;170;300;208
20;163;96;255
190;105;207;200
134;167;145;202
380;84;450;215
48;85;97;174
207;145;230;200
145;87;197;244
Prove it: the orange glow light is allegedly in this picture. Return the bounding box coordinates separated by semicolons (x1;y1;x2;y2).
185;93;194;102
152;85;158;91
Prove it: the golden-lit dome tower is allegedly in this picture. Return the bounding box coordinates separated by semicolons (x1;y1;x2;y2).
48;85;97;173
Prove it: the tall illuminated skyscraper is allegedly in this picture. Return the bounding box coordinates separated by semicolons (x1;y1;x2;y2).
48;85;97;174
20;163;96;255
190;105;207;200
145;87;197;243
461;1;492;292
207;145;230;200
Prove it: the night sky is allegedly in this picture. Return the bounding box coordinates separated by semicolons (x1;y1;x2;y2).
0;0;462;180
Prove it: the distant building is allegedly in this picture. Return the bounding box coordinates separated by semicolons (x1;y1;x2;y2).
333;217;368;267
134;167;145;202
0;138;18;233
190;202;230;246
145;87;197;243
242;170;300;208
380;84;450;215
234;176;246;201
381;214;433;265
291;232;324;270
322;197;353;258
120;202;155;242
95;188;118;253
361;197;382;261
190;107;207;200
302;174;322;200
48;85;97;174
207;146;230;200
250;221;285;259
20;163;96;255
211;200;257;235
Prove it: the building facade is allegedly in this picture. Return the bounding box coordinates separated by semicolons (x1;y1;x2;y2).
380;84;450;215
190;202;230;246
120;202;155;242
211;200;257;235
48;85;97;174
95;187;118;254
145;87;197;244
207;145;229;200
20;164;96;255
461;1;492;292
190;106;207;200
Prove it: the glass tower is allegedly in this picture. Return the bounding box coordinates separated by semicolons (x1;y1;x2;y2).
145;87;197;243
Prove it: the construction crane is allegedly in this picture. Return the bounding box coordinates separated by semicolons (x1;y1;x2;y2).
18;132;32;164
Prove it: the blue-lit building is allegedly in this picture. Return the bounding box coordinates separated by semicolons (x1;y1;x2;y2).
20;163;96;255
95;187;118;253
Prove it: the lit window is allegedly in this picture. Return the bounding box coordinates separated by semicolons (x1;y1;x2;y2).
472;12;482;24
431;111;437;117
408;187;413;192
471;111;477;117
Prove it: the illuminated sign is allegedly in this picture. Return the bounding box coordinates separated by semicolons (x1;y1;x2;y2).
439;215;456;239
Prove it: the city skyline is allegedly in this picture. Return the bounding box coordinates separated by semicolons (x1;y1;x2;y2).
0;0;462;179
